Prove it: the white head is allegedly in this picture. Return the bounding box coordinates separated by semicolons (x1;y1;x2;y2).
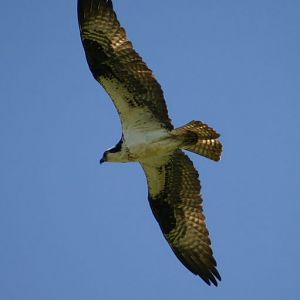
99;138;129;163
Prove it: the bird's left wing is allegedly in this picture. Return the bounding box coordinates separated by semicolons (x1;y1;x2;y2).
141;151;221;286
78;0;173;132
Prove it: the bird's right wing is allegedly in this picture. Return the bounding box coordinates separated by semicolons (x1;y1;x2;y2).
141;150;221;286
78;0;173;133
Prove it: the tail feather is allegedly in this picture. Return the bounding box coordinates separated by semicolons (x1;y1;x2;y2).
173;120;223;161
187;139;223;161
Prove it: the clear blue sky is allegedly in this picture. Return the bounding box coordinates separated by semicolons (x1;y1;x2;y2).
1;0;299;299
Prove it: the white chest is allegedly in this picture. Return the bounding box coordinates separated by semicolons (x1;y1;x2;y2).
124;128;179;160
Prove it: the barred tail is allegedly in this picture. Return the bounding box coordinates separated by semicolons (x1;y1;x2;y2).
173;120;223;161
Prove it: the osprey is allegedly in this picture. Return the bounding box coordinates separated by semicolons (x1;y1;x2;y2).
78;0;223;286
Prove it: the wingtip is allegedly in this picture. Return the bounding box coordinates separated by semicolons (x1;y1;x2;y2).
78;0;114;21
198;266;221;287
199;274;220;287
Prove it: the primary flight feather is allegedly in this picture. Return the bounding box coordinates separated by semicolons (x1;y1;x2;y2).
78;0;223;286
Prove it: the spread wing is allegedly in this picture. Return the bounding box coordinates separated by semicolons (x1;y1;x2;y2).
78;0;173;132
141;151;221;286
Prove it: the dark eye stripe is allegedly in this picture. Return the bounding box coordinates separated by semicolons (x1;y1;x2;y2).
108;138;123;153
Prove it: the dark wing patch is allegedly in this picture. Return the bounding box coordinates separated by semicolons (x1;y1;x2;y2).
142;151;221;286
78;0;173;131
81;39;114;78
149;194;176;234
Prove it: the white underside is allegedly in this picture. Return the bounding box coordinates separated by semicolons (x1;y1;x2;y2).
100;77;181;163
106;127;181;164
125;128;179;162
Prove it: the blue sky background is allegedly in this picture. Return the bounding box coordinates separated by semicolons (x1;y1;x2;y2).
1;0;299;299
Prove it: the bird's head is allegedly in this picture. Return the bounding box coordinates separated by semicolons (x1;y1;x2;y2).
99;138;124;164
99;151;108;164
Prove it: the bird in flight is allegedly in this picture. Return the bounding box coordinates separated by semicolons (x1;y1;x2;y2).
78;0;223;286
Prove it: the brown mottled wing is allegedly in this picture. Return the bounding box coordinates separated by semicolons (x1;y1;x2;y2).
78;0;173;132
141;151;221;286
